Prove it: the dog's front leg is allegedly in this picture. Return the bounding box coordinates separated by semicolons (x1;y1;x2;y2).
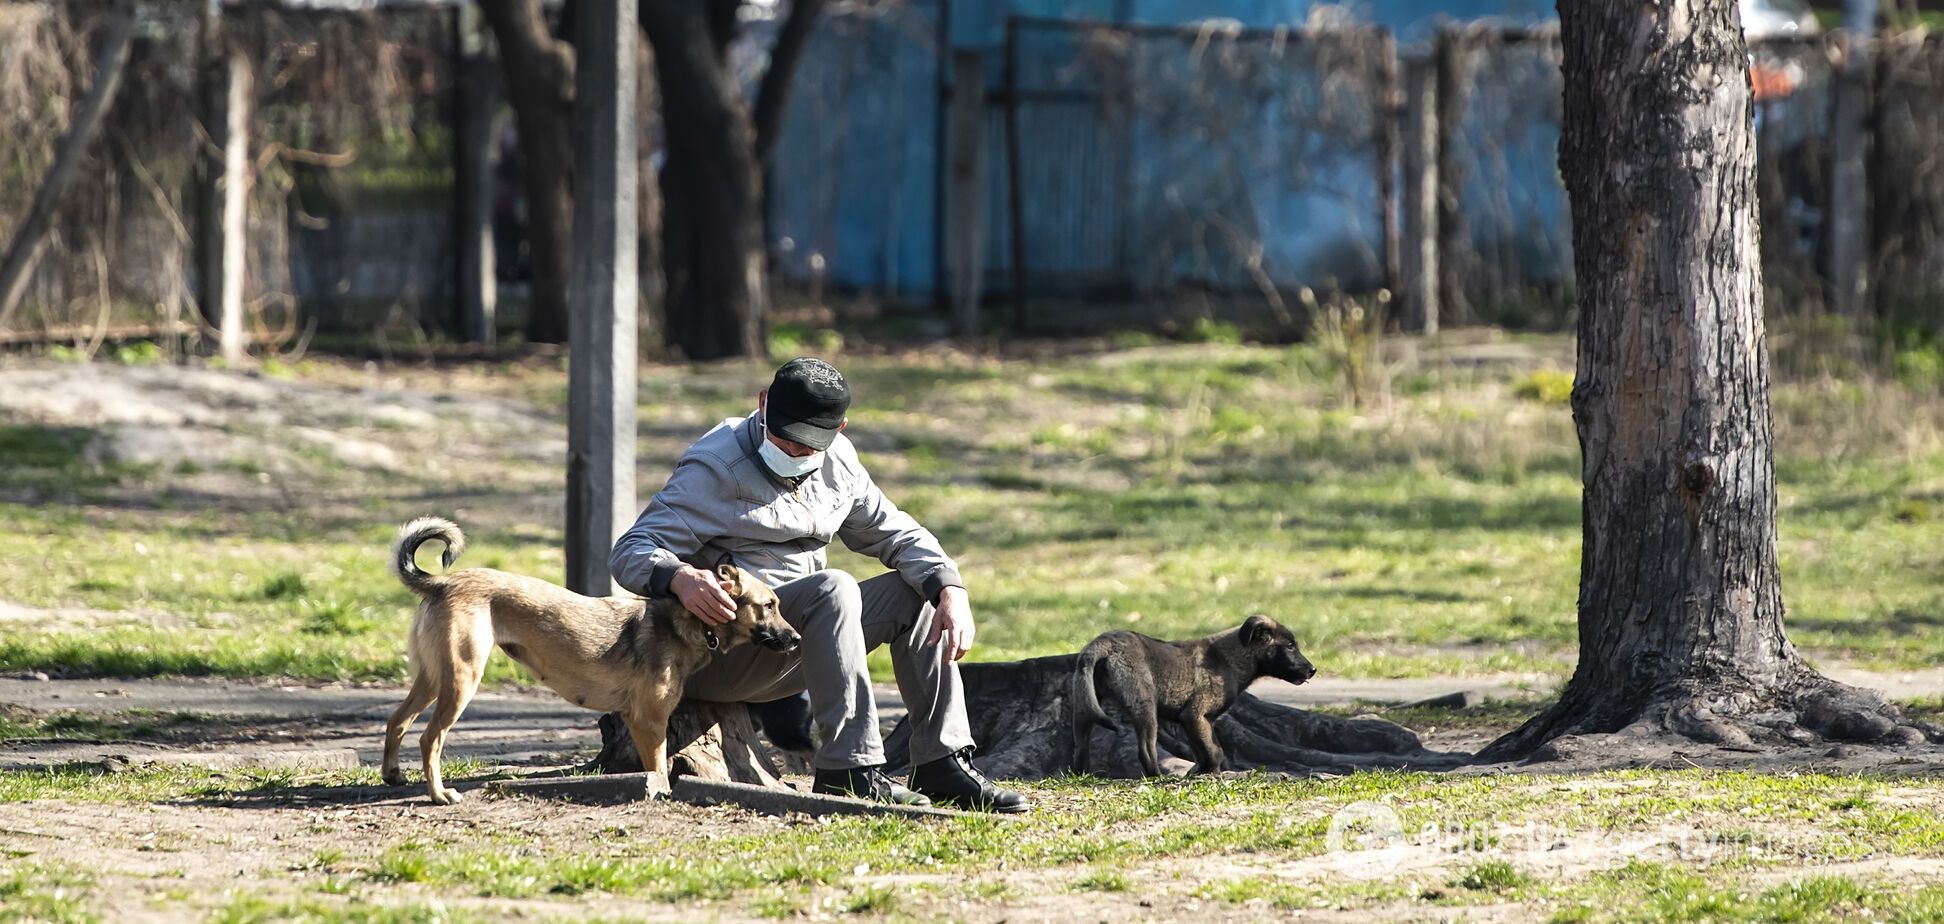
623;707;673;799
1183;712;1226;775
626;715;668;772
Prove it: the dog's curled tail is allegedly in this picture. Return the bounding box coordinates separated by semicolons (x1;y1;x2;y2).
1071;647;1119;734
392;517;465;596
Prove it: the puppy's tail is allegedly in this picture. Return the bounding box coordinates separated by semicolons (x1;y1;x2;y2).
392;517;465;596
1071;648;1119;734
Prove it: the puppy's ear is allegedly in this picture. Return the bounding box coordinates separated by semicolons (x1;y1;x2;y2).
716;563;742;593
1240;614;1275;646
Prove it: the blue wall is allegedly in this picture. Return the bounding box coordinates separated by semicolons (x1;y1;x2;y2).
765;1;1562;300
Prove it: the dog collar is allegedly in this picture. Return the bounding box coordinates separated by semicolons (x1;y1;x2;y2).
703;628;721;651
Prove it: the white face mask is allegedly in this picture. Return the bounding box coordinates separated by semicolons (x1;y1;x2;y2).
759;414;825;478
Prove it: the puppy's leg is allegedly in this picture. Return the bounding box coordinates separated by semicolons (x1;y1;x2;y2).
1101;660;1163;777
1182;711;1226;775
381;667;436;786
1129;705;1163;778
419;625;488;805
1071;700;1095;775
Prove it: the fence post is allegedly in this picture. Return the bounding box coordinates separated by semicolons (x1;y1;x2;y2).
454;3;498;344
565;0;639;597
1432;28;1467;327
1004;18;1027;332
1401;55;1440;334
946;50;987;338
195;0;251;364
1824;24;1874;315
1376;29;1402;304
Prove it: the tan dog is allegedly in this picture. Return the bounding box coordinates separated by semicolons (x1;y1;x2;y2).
380;517;800;804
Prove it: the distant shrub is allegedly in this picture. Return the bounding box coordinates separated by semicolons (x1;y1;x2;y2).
1181;317;1242;345
1207;406;1264;440
1304;287;1388;408
768;324;844;358
1895;347;1944;390
259;571;308;600
112;341;163;366
1513;367;1575;404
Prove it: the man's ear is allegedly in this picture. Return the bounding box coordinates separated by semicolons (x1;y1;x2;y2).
716;563;742;594
1240;614;1275;646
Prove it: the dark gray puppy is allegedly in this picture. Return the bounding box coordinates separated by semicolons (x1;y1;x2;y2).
1070;615;1316;776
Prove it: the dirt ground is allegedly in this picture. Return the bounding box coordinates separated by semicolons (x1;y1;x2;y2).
0;789;1500;923
6;668;1944;921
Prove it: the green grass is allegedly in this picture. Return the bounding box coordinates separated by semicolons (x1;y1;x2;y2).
245;771;1944;894
2;337;1944;683
0;863;95;923
212;896;482;924
1071;868;1132;892
0;762;495;804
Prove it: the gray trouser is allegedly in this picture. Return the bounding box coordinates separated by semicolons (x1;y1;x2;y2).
682;570;974;770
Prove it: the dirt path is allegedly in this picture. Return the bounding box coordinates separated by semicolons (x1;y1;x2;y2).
7;665;1942;773
0;672;1494;771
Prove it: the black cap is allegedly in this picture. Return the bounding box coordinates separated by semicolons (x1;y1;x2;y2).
765;358;849;451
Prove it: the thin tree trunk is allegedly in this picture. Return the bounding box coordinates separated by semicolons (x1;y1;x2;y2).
0;0;136;331
1480;0;1929;761
637;33;664;352
751;0;826;167
641;0;766;361
478;0;575;345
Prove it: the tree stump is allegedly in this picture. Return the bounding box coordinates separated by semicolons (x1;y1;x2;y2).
882;655;1465;781
592;700;811;785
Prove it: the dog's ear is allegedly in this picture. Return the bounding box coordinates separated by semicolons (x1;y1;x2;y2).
1240;614;1276;646
716;563;742;594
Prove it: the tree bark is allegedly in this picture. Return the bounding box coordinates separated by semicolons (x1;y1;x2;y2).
477;0;575;345
881;656;1461;781
1479;0;1931;761
594;701;810;784
0;0;135;332
640;0;767;361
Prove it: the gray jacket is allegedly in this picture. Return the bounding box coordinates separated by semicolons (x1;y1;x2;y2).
609;413;964;601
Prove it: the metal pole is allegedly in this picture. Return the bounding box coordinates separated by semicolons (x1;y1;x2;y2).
565;0;640;596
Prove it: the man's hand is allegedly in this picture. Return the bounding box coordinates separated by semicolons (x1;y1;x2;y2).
927;585;975;661
671;565;737;626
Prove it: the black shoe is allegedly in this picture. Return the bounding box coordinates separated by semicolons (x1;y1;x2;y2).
812;765;932;807
908;748;1029;814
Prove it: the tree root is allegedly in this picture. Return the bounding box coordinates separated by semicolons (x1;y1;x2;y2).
1481;666;1940;764
591;701;811;785
882;655;1467;781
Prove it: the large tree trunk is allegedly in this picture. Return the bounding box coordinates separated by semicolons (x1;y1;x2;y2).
1480;0;1931;761
641;0;767;361
478;0;575;345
